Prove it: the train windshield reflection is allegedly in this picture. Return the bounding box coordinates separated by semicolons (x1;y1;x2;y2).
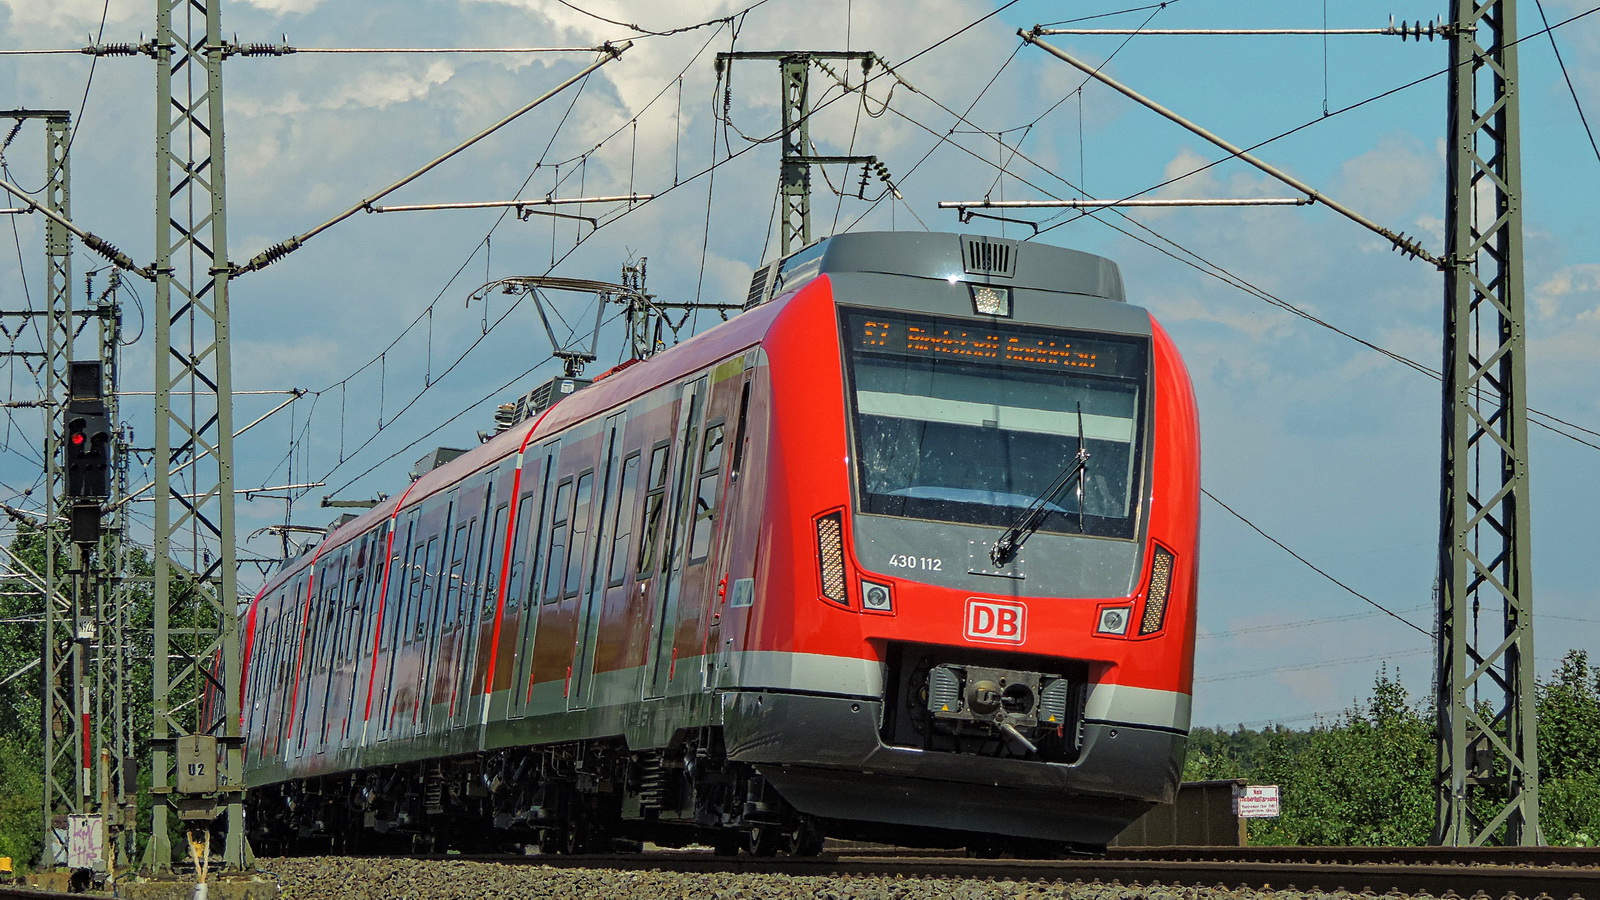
842;308;1148;539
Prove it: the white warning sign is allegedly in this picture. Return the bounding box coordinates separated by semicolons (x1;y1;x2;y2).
1235;784;1281;818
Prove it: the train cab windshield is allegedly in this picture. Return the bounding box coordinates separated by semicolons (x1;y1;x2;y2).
841;307;1149;540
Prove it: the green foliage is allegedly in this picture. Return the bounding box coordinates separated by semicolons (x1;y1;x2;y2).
1536;650;1600;845
0;524;62;867
1183;723;1309;783
1243;674;1434;846
1186;652;1600;846
0;733;42;867
0;523;163;866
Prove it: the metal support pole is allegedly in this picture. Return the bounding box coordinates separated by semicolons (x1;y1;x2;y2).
779;56;811;253
717;51;878;257
1435;0;1539;846
37;110;81;866
148;0;247;871
93;271;133;872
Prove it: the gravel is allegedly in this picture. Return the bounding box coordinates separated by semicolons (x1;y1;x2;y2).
260;857;1450;900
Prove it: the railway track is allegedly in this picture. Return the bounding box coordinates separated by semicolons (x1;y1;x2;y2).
12;846;1600;898
490;847;1600;896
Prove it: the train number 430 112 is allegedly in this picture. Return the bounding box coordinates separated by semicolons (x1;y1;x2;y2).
887;554;942;571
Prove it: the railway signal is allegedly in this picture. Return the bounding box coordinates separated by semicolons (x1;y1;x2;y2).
64;361;110;542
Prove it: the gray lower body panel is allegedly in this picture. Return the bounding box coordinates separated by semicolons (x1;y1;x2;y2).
721;690;1184;846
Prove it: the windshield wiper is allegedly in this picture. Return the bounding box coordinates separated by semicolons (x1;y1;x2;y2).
990;404;1090;567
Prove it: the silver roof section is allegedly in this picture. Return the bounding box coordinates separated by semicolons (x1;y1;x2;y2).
747;232;1124;308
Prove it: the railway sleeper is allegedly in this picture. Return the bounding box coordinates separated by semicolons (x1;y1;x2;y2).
246;728;827;857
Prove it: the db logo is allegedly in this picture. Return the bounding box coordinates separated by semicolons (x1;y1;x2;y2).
964;598;1027;644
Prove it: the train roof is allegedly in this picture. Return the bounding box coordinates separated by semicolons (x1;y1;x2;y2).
747;232;1125;307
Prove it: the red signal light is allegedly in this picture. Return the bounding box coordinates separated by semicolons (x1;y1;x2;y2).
70;433;86;446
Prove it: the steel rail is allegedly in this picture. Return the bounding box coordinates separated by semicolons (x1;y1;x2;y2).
439;849;1600;896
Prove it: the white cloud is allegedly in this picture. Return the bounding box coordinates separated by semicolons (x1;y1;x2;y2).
234;0;329;13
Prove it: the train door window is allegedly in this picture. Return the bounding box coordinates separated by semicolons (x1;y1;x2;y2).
636;443;671;575
482;502;510;624
563;472;594;598
662;381;707;573
687;422;725;564
378;518;414;733
445;523;470;635
416;536;441;640
283;575;309;749
542;479;573;603
460;515;482;630
729;380;752;484
341;546;364;667
518;446;556;614
402;543;425;645
607;452;642;586
504;492;534;612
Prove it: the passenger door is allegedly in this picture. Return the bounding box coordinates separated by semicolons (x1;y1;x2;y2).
644;376;708;699
570;414;624;710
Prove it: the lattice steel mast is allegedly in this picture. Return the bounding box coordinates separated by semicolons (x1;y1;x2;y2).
148;0;245;869
715;51;880;254
1435;0;1539;846
35;109;82;865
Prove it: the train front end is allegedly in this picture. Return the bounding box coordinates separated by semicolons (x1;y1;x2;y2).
725;232;1199;849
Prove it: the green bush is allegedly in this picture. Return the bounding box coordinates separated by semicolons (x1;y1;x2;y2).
0;734;42;866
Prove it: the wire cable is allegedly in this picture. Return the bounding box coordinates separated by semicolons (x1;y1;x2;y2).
1534;0;1600;169
835;57;1600;455
1203;488;1432;638
551;0;774;39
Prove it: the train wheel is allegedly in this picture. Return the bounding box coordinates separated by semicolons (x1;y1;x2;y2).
788;816;826;857
746;823;782;857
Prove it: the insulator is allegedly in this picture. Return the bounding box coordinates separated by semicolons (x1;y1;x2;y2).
82;234;133;269
221;41;290;57
86;43;144;57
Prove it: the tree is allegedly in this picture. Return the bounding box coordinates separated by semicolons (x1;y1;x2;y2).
1536;649;1600;845
1223;672;1433;846
0;522;162;867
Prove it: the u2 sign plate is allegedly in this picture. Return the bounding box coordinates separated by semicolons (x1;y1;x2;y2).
965;598;1027;644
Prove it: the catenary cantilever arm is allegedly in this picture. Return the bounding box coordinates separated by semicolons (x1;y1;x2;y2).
234;41;632;275
1019;30;1440;266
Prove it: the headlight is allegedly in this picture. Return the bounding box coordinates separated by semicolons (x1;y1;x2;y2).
1096;606;1131;636
861;580;892;613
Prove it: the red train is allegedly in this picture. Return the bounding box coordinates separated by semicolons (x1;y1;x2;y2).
240;231;1199;855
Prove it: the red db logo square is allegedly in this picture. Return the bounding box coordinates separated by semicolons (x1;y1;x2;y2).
964;598;1026;644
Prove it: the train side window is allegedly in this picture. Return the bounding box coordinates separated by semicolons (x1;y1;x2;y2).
607;453;642;587
688;422;726;563
563;472;594;598
636;443;671;576
542;479;573;604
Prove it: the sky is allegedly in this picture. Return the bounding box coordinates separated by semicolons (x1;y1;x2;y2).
0;0;1597;730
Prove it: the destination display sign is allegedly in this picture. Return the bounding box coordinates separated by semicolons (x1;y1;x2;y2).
846;311;1145;379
